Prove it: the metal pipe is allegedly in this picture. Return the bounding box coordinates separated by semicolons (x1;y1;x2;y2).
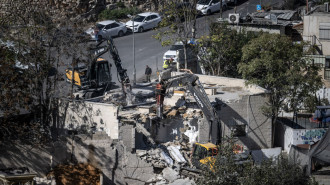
133;19;136;85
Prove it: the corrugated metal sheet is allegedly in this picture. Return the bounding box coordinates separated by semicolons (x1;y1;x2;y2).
252;12;269;18
277;12;295;20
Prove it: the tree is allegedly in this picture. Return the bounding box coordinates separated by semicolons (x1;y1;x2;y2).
0;0;89;143
238;33;323;146
197;23;256;77
154;0;198;69
198;137;318;185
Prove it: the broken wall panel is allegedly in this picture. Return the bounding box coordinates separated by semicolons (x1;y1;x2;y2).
57;99;119;140
119;124;135;152
156;118;184;143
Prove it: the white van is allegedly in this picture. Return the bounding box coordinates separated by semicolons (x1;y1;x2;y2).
196;0;227;15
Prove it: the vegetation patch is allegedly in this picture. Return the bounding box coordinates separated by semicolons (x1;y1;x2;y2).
98;7;141;21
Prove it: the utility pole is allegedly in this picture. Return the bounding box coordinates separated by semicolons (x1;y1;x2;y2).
220;0;223;19
133;20;136;85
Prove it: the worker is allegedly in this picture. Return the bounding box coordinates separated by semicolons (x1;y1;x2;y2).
145;65;152;82
163;58;173;70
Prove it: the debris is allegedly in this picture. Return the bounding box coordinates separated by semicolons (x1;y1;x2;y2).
135;122;156;145
169;178;196;185
166;109;178;117
167;145;186;163
160;150;174;166
0;167;36;185
174;90;185;96
162;167;180;183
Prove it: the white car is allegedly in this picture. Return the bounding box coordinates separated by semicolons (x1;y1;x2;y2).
86;20;127;40
196;0;227;15
125;12;162;33
163;42;184;63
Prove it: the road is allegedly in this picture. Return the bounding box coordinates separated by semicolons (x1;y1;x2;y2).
67;0;284;88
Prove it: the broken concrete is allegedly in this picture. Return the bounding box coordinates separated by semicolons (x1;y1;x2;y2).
162;167;180;183
169;178;196;185
168;145;186;163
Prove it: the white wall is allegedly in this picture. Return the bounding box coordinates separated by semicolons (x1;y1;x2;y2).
283;125;327;153
303;14;330;55
59;100;119;139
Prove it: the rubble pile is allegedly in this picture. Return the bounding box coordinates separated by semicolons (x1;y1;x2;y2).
135;141;197;184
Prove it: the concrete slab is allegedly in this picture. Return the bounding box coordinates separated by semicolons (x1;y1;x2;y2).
162;167;179;183
167;145;186;163
169;178;196;185
124;153;155;182
160;151;174;166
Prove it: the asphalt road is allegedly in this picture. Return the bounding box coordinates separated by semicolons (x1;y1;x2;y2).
63;0;284;89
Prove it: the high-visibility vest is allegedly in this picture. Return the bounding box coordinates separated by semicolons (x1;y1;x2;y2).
163;60;169;69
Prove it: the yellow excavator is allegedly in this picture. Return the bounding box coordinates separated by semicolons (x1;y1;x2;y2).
66;37;132;103
191;142;218;168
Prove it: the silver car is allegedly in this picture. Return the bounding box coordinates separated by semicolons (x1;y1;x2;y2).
86;20;127;40
125;12;162;33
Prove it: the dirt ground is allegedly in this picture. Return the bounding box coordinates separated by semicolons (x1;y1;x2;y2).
50;163;101;185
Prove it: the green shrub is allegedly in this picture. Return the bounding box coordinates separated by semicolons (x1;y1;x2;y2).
116;2;126;9
98;7;141;21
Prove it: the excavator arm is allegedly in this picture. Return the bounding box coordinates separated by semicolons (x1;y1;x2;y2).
155;74;221;144
89;37;132;104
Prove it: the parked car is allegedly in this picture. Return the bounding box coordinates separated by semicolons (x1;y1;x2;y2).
163;41;197;63
86;20;127;40
163;42;184;62
125;12;162;33
196;0;227;15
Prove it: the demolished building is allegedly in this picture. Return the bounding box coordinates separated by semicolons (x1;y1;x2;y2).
0;72;271;184
58;72;271;151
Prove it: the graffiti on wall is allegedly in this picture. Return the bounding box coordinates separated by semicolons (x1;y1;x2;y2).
299;129;327;144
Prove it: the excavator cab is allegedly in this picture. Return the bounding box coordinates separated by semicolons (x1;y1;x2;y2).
191;142;218;168
89;58;112;88
65;57;112;92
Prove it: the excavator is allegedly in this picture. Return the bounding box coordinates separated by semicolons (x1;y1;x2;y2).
155;73;221;168
65;37;132;104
